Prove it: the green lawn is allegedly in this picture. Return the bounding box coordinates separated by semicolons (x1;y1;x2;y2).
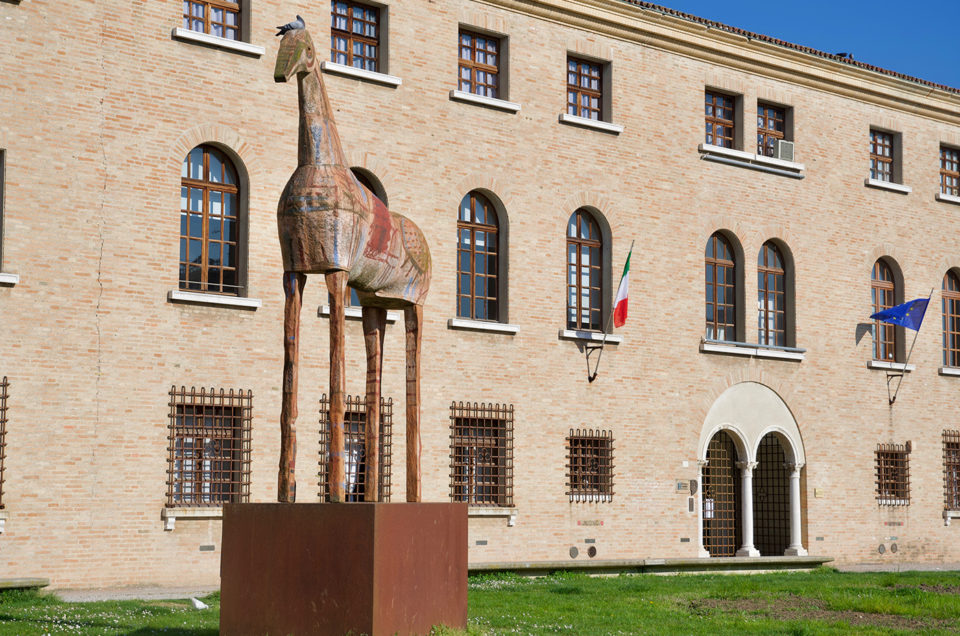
2;568;960;635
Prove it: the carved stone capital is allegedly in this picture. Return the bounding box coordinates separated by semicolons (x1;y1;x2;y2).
736;460;759;473
785;461;805;473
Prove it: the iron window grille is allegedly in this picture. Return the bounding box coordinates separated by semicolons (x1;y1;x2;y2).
457;192;499;321
756;104;785;157
942;147;960;197
943;272;960;367
705;91;735;148
870;130;894;182
318;394;392;502
944;430;960;510
567;58;602;120
0;377;7;510
705;232;736;341
566;209;603;331
876;442;910;506
757;241;786;347
180;145;242;295
449;402;513;507
871;260;897;361
459;30;500;99
566;429;614;503
331;1;379;72
166;387;252;507
183;0;240;40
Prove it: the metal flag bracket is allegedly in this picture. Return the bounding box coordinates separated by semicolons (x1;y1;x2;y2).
586;341;604;383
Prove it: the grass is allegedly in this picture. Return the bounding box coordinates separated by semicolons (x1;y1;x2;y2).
2;568;960;634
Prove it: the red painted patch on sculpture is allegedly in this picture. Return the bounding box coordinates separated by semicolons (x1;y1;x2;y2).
363;197;396;262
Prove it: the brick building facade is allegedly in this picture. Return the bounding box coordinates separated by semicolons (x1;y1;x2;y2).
2;0;960;588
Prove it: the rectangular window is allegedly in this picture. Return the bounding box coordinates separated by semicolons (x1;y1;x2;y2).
870;130;895;182
450;402;513;507
183;0;240;40
941;146;960;197
876;442;910;506
0;377;7;510
458;30;499;99
166;387;252;507
331;1;379;72
705;91;736;149
567;429;614;503
318;394;392;502
944;431;960;510
756;103;785;157
567;57;602;121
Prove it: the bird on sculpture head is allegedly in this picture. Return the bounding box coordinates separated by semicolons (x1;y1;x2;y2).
276;15;305;36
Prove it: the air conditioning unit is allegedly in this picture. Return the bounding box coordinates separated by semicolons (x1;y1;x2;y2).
774;139;795;162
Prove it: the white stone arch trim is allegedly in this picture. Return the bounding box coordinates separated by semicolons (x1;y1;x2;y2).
698;423;750;464
752;425;804;466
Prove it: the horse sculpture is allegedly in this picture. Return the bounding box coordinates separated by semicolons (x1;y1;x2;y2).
274;19;431;503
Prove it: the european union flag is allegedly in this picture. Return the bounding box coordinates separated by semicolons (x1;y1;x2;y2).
870;298;929;331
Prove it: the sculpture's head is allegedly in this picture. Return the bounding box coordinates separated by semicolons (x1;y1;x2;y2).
274;25;316;83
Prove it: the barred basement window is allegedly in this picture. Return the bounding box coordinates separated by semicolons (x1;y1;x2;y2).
183;0;240;40
318;394;392;502
566;429;613;503
0;377;7;510
944;430;960;510
450;402;513;507
166;387;252;507
876;442;910;506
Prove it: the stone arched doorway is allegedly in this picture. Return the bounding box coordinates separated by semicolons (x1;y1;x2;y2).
702;431;742;557
753;433;790;555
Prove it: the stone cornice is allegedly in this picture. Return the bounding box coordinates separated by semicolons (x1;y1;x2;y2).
476;0;960;125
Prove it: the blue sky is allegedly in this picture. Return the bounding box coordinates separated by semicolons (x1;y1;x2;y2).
652;1;960;89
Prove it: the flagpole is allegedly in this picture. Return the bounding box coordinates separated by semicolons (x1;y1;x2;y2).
889;287;934;405
588;240;634;383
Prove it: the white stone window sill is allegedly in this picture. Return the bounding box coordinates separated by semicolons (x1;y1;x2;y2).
167;289;262;309
558;329;623;344
318;305;401;323
171;27;264;57
936;193;960;206
449;90;520;113
447;318;519;334
469;507;517;526
0;510;7;534
558;113;623;135
569;494;613;503
864;178;912;194
162;506;222;531
0;272;19;286
698;144;805;178
700;340;806;361
321;61;401;87
944;510;960;526
940;366;960;376
867;360;915;372
877;498;910;507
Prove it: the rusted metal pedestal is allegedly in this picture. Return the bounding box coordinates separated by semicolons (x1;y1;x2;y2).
220;502;467;636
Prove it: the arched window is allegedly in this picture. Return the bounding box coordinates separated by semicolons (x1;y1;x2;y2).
705;233;736;341
566;209;603;331
943;271;960;367
871;259;897;361
180;145;241;295
457;192;499;321
757;242;785;346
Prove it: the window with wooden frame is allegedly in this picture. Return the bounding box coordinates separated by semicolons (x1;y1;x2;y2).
567;57;602;120
566;429;613;503
566;209;604;331
757;241;786;347
870;129;894;182
705;91;736;149
457;192;499;321
705;232;736;341
876;442;910;506
943;272;960;367
318;394;392;502
330;1;379;72
459;30;500;99
0;377;7;510
166;387;252;507
449;402;513;507
943;431;960;511
183;0;240;40
180;145;242;295
941;146;960;197
756;104;785;157
871;259;897;361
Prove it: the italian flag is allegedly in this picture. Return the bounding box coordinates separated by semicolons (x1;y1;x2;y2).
613;247;631;328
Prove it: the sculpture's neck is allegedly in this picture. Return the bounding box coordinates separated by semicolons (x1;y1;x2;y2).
297;68;348;167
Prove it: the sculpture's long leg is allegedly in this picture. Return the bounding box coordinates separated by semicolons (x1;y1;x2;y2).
404;304;423;502
361;306;387;502
326;271;348;503
279;271;306;503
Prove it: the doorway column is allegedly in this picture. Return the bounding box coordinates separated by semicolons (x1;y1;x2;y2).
784;461;807;556
736;460;760;557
